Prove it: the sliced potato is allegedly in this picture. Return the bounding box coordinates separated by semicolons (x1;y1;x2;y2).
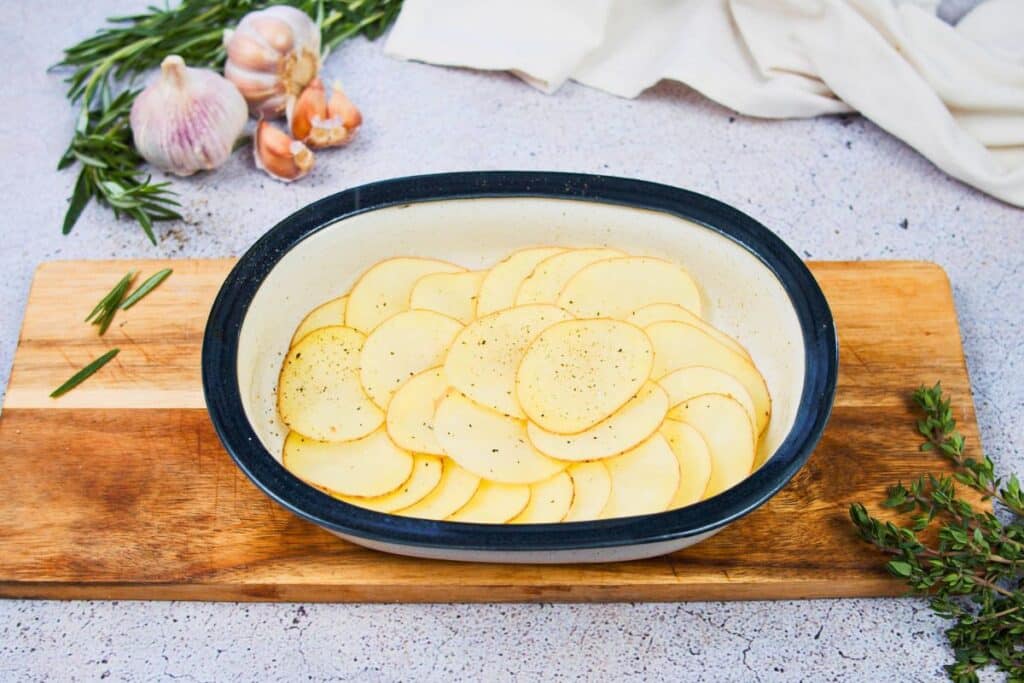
563;461;611;522
514;248;625;305
290;295;348;346
396;459;480;520
628;303;750;360
447;481;531;523
526;382;669;461
661;419;712;508
433;391;566;484
599;434;680;519
444;304;573;418
673;394;755;498
385;366;448;455
409;270;486;324
360;310;463;409
660;366;757;431
476;246;566;317
346;257;464;334
282;429;414;497
337;454;443;513
516;319;654;434
558;256;702;319
510;472;573;523
277;326;384;442
646;321;770;433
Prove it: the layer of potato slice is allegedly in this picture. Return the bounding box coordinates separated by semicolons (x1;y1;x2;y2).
526;382;669;461
514;247;625;305
558;256;702;319
385;366;448;455
396;459;480;520
510;472;573;523
290;295;348;346
646;321;770;433
673;394;755;498
516;319;654;434
433;391;566;484
448;481;531;523
628;303;750;360
278;326;384;442
476;246;566;317
599;434;680;518
409;270;486;324
360;310;463;409
660;366;757;431
282;429;414;497
563;461;611;522
337;454;443;513
661;419;713;508
444;304;572;418
346;257;464;334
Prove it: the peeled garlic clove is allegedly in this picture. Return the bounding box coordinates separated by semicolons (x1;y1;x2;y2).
224;6;321;119
130;55;248;177
254;120;314;182
287;79;361;149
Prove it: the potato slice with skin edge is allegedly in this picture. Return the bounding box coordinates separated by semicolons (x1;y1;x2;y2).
282;429;414;497
558;256;702;320
409;270;486;324
563;461;612;522
476;246;566;317
526;382;669;461
660;366;757;431
433;391;567;484
674;394;755;498
385;366;448;455
360;310;463;410
599;433;680;519
646;321;770;434
447;481;531;523
346;257;465;334
290;295;348;347
661;419;713;509
337;454;443;513
514;247;626;306
444;304;573;418
277;326;383;442
516;318;654;434
396;459;480;520
628;303;750;360
510;472;574;523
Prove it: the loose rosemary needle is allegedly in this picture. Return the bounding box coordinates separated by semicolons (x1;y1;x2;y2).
50;348;120;398
86;270;136;335
121;268;172;310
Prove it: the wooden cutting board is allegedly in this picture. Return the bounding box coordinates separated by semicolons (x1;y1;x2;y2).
0;259;979;603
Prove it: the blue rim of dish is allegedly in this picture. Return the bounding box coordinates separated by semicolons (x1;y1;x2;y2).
202;171;838;552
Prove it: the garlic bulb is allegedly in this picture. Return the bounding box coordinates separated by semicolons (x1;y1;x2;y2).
224;6;321;119
287;78;362;148
254;120;314;182
130;56;248;176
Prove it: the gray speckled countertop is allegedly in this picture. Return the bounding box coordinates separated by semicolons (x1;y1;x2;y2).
1;1;1020;681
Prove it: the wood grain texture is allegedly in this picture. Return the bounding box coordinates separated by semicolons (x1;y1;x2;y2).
0;259;979;602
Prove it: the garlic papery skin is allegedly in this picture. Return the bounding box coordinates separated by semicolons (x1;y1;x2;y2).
254;120;314;182
224;6;321;119
130;55;247;177
287;79;362;149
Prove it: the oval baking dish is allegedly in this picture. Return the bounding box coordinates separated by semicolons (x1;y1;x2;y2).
202;171;838;563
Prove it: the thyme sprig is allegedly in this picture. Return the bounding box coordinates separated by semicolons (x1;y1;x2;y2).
851;383;1024;682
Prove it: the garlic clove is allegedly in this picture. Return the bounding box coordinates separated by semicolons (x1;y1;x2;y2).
328;82;363;132
287;79;362;149
130;55;248;177
254;120;314;182
287;77;327;143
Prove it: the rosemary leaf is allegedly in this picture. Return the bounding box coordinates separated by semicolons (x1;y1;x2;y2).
121;268;173;310
50;348;120;398
85;270;136;323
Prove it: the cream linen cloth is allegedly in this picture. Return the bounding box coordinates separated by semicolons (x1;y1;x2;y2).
386;0;1024;207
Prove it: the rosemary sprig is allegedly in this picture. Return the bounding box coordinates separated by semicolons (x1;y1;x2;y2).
50;349;121;398
55;0;403;242
86;270;137;335
851;383;1024;683
121;268;173;310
